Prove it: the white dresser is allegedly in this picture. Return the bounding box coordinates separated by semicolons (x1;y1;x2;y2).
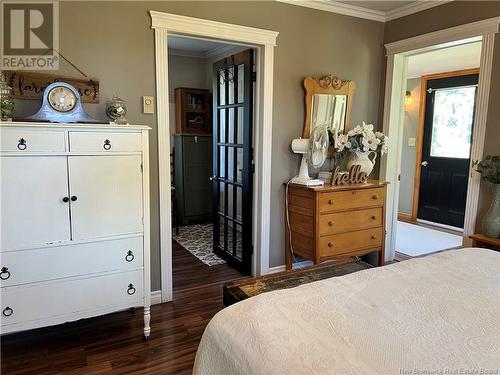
0;122;151;338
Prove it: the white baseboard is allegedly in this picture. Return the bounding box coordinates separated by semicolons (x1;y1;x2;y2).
268;260;314;274
151;290;162;305
268;265;286;274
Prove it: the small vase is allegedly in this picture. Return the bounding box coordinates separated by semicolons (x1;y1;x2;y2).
346;150;377;177
482;184;500;238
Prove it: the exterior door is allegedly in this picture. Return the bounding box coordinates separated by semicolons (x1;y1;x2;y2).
68;155;143;240
212;49;254;274
418;73;478;228
0;156;71;250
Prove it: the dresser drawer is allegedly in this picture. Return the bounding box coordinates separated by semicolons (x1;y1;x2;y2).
1;270;143;327
319;227;383;257
319;207;383;235
0;237;143;287
319;187;385;213
0;128;66;152
69;132;142;152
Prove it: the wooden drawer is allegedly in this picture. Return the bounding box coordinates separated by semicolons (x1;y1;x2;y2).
319;187;385;213
319;227;383;258
319;207;383;235
0;128;66;152
69;132;142;152
0;237;143;287
1;270;143;327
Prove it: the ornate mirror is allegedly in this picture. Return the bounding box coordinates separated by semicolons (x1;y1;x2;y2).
303;74;356;138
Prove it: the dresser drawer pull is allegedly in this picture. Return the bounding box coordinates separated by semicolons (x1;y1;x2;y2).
62;196;70;203
371;235;376;240
372;194;379;200
17;138;27;150
103;139;112;150
125;250;135;262
328;242;334;247
0;267;11;280
328;199;335;205
3;307;13;317
127;283;136;295
371;215;376;220
71;196;78;202
328;221;335;226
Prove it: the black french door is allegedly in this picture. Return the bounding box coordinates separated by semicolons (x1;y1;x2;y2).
418;73;478;228
211;49;254;274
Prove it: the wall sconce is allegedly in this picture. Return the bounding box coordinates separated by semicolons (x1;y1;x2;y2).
405;90;414;106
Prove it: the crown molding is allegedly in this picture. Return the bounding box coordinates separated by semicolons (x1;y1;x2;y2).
277;0;455;23
277;0;385;22
385;0;453;21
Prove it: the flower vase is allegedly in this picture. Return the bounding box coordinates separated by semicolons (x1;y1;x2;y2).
483;184;500;238
346;150;377;177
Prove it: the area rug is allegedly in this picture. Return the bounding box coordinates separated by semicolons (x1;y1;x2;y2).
396;221;462;257
173;224;226;266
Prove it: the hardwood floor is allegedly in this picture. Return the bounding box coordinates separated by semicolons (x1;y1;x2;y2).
1;240;245;375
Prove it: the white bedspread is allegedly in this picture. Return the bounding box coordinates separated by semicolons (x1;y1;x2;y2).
193;248;500;375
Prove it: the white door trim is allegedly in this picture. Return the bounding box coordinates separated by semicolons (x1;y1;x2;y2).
150;11;278;303
381;17;500;262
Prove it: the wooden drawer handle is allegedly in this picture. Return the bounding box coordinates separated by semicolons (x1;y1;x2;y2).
372;194;379;200
328;242;334;247
328;199;335;205
328;221;335;226
371;235;376;240
371;215;376;220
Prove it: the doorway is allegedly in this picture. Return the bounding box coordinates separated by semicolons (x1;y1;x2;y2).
394;43;481;258
167;35;256;292
380;18;500;261
151;11;277;302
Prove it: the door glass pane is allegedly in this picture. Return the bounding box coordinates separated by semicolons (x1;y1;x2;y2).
228;149;234;182
237;107;244;145
228;108;235;144
218;70;226;105
430;87;475;159
228;66;235;105
236;224;243;260
236;187;242;222
218;181;225;214
219;109;226;143
227;184;234;217
236;148;243;183
237;64;245;103
219;146;226;179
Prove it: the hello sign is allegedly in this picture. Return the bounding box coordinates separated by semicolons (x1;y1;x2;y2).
331;165;367;185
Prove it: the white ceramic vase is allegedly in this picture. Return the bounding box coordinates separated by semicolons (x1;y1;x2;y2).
346;150;377;176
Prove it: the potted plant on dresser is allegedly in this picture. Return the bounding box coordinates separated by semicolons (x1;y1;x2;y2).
476;155;500;238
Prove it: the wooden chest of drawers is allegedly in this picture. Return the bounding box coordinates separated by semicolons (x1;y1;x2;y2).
285;181;388;269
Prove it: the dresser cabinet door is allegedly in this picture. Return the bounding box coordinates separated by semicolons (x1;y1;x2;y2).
0;156;71;250
68;155;143;240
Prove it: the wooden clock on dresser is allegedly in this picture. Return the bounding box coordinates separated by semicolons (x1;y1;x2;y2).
0;122;151;338
285;181;388;269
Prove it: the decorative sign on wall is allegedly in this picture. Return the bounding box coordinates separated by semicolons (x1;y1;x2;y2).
4;71;99;103
331;165;367;185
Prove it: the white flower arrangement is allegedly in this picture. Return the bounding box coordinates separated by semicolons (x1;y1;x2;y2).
333;121;389;155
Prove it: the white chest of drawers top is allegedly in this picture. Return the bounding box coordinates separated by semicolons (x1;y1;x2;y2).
0;122;152;338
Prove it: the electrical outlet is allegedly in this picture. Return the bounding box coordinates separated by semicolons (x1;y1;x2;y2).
143;96;155;114
408;137;416;147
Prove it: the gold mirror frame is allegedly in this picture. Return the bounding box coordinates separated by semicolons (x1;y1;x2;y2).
303;74;356;138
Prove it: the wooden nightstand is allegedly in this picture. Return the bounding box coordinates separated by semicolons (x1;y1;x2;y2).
469;234;500;251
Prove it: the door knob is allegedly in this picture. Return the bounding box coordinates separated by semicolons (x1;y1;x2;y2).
421;161;428;167
209;175;217;181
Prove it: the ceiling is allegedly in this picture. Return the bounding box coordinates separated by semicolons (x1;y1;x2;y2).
277;0;454;22
407;42;481;79
168;35;242;59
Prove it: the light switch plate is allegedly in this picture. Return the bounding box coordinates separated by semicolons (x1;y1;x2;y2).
408;137;416;147
143;96;155;114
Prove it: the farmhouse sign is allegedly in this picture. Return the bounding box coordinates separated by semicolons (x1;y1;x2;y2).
4;71;100;103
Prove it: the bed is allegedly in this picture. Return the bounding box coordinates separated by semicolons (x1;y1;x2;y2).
193;248;500;375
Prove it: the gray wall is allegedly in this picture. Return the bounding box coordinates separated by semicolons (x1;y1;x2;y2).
11;1;385;290
398;78;420;215
382;0;500;232
167;54;209;148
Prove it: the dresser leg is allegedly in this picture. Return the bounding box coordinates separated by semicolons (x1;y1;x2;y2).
143;306;151;340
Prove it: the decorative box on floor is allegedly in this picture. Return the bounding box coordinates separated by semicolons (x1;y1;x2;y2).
174;134;213;225
0;122;151;338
